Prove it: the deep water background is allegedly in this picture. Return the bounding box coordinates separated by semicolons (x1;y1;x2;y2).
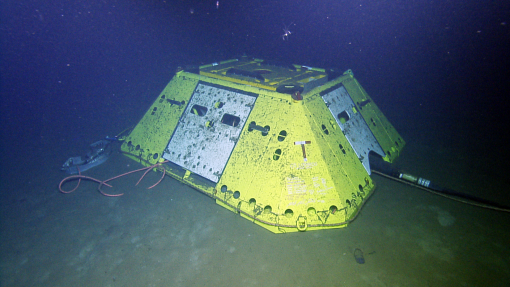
1;0;510;285
2;0;509;201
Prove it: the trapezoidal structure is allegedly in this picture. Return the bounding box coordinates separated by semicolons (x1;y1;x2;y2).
121;58;405;233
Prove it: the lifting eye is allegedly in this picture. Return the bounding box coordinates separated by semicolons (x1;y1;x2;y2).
321;124;329;135
273;149;282;160
278;130;287;141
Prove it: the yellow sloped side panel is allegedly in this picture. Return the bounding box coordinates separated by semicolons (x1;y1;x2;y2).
304;92;375;212
121;73;198;166
216;92;374;233
342;76;406;162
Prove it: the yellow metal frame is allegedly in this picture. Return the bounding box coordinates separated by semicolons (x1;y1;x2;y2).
121;58;405;233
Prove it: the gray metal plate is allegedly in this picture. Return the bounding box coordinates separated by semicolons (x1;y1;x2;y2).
322;86;385;174
163;83;256;183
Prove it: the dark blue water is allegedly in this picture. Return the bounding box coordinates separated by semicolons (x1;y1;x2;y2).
1;0;509;285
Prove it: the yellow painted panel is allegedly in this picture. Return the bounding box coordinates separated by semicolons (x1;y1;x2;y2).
342;77;406;162
121;73;198;166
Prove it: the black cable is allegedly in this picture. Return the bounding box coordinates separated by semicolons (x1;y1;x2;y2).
369;154;510;212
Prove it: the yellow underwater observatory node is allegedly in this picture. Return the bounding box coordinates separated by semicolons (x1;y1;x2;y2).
120;58;405;233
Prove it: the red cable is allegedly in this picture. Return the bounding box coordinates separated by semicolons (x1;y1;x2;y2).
59;160;169;197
